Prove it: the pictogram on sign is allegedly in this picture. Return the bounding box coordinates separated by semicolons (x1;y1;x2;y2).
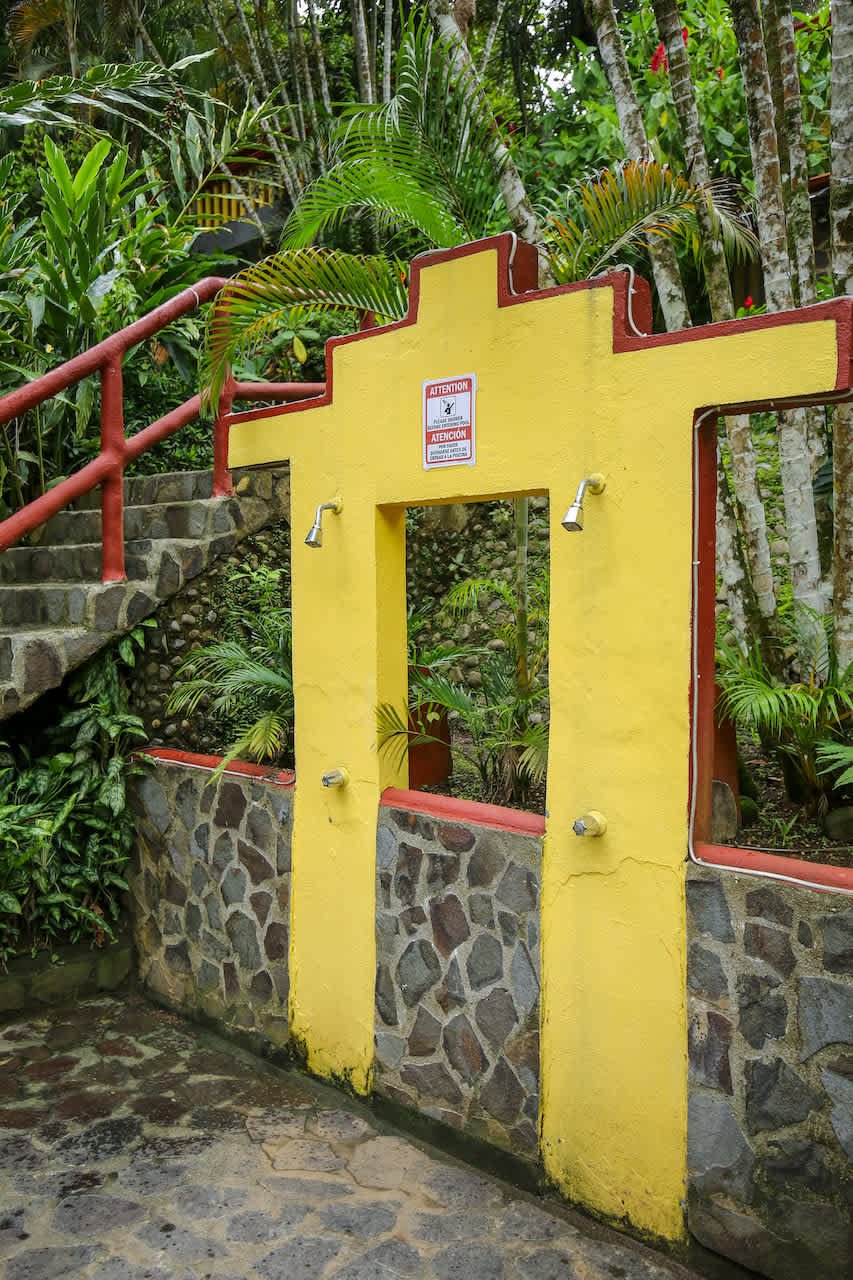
423;374;476;469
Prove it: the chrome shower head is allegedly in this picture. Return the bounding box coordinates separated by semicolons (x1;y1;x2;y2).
304;519;324;548
561;473;605;533
304;497;342;548
561;503;584;532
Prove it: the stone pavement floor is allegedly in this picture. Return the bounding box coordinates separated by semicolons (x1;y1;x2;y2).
0;994;712;1280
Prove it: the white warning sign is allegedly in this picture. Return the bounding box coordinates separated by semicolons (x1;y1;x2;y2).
423;374;476;469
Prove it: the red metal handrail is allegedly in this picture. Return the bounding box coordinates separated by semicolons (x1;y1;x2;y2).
0;278;325;581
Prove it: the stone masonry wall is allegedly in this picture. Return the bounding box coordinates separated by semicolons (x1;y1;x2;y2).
374;804;541;1159
686;865;852;1280
128;759;292;1048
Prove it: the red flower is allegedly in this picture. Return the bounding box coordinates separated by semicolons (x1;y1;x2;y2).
651;42;668;72
717;65;724;80
744;295;754;310
682;26;688;43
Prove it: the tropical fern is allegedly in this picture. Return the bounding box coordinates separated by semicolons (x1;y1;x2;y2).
816;740;853;790
544;162;758;283
167;620;295;772
717;606;853;809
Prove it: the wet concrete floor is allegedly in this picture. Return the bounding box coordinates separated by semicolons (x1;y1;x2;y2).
0;993;711;1280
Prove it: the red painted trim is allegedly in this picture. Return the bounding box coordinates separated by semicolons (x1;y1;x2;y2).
232;381;326;400
100;356;126;581
227;236;540;430
380;786;546;837
693;398;853;893
138;746;295;787
693;411;718;844
227;234;853;432
695;842;853;895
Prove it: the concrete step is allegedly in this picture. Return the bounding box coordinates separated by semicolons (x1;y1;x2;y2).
28;496;255;548
0;539;154;584
0;579;160;631
0;627;112;720
69;469;215;511
0;465;290;721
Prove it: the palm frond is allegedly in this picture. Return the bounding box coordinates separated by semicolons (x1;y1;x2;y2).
285;16;503;251
0;59;212;136
282;156;466;250
202;248;409;409
545;161;758;282
375;700;449;773
444;576;515;617
230;710;292;764
815;740;853;788
9;0;58;43
516;721;549;786
167;642;292;718
408;670;483;722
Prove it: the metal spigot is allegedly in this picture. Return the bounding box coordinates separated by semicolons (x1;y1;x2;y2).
572;810;608;837
321;768;349;788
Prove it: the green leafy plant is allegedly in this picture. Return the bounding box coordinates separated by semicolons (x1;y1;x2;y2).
816;740;853;791
0;625;150;966
379;568;551;808
201;15;755;408
717;605;853;813
0;136;213;510
167;565;294;769
0;57;211;135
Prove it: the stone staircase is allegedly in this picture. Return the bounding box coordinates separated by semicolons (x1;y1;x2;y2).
0;467;288;721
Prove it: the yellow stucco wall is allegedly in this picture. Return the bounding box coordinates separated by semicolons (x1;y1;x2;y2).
228;241;842;1240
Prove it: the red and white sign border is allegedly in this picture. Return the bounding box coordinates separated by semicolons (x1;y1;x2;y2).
422;372;477;470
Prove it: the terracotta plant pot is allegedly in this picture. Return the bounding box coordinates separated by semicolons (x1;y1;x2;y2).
407;666;452;790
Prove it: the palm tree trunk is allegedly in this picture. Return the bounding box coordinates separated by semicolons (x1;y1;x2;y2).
286;2;308;143
479;0;507;75
761;0;827;474
129;0;165;66
369;0;379;88
352;0;375;103
761;0;817;307
729;0;825;616
292;2;324;165
717;455;752;644
382;0;393;101
830;0;853;670
583;0;691;333
253;0;302;138
204;0;299;203
428;0;555;286
307;0;334;114
236;0;272;97
64;0;81;78
652;0;774;638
